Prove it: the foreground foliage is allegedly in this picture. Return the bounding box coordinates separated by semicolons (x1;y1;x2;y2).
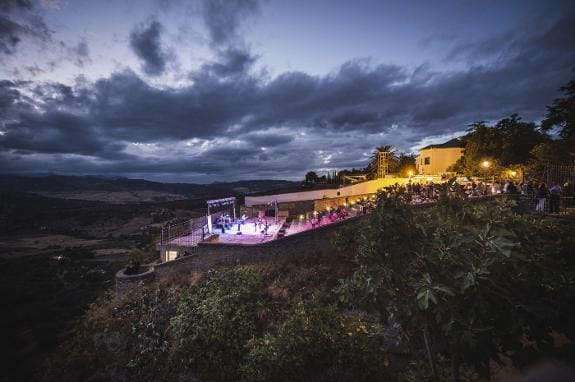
337;186;575;381
43;192;575;381
242;299;391;381
171;267;264;380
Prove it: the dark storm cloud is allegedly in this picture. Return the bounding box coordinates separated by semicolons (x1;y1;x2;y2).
0;80;126;159
243;133;294;147
0;0;50;56
202;48;257;78
445;3;575;64
130;19;170;76
0;15;23;54
0;111;125;158
91;68;259;141
1;5;574;180
328;110;383;130
0;80;21;115
248;62;411;134
202;0;260;47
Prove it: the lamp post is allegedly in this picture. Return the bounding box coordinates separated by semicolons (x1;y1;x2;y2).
481;160;490;194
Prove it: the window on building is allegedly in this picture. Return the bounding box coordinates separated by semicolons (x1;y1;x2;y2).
424;157;430;165
166;250;178;261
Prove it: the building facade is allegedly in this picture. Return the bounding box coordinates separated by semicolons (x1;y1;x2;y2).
416;138;464;175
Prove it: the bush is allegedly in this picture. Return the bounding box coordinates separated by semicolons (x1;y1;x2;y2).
337;189;575;380
170;266;264;381
241;299;391;382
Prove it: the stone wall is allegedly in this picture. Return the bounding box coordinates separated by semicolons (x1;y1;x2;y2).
115;267;155;293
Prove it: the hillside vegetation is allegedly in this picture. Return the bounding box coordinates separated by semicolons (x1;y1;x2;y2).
42;189;575;382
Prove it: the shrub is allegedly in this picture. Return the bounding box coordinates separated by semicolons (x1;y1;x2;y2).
241;299;391;382
338;189;575;380
170;266;264;381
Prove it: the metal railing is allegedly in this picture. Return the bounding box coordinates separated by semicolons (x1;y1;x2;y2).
160;216;207;249
514;194;574;215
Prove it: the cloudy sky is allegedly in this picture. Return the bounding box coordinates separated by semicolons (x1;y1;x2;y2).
0;0;573;182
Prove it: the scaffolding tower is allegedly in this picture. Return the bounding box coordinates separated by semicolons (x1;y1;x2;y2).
377;151;390;178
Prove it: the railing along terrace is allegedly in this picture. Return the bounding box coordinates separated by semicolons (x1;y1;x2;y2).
160;216;207;247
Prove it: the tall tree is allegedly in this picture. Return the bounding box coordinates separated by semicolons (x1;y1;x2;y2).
451;116;546;175
396;153;417;176
304;171;319;184
542;78;575;139
539;77;575;165
495;114;546;166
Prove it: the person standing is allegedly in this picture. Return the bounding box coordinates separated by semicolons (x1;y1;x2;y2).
535;182;548;212
549;182;562;214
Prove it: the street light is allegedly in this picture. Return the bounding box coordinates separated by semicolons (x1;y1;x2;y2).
481;160;490;193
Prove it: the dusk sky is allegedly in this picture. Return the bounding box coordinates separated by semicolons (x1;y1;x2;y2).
0;0;573;183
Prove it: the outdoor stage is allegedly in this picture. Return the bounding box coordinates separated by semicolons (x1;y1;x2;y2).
205;217;286;245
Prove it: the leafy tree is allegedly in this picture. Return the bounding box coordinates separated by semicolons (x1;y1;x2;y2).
397;153;417;177
495;114;546;165
539;77;575;165
304;171;319;184
452;116;546;176
542;77;575;139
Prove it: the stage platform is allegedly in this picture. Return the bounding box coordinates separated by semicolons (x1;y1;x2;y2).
159;217;286;248
205;217;286;245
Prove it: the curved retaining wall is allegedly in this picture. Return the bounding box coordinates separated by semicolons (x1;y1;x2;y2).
115;267;155;292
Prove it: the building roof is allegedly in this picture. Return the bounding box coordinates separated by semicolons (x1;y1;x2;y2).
420;138;464;151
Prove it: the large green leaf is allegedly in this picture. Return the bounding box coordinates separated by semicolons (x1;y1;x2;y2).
490;236;517;258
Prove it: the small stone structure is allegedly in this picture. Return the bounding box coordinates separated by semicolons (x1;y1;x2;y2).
115;267;155;293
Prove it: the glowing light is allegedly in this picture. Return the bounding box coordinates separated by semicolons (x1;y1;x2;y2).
482;160;490;168
408;170;414;177
299;214;304;220
510;171;517;177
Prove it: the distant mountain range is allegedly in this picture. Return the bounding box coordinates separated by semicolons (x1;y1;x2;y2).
0;174;301;201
